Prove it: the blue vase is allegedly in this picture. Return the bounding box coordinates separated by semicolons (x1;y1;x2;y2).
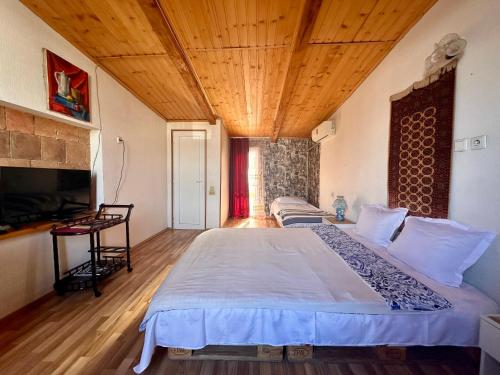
333;195;347;221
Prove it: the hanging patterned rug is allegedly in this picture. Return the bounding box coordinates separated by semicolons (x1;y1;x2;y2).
388;62;456;218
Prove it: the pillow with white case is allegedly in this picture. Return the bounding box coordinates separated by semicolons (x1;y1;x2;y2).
274;196;308;205
354;204;408;247
387;216;496;287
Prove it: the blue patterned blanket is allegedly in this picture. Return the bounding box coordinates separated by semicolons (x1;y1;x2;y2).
310;224;452;311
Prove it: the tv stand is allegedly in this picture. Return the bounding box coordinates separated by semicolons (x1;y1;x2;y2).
50;204;134;297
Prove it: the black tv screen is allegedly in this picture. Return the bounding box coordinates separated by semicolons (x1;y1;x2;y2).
0;167;91;226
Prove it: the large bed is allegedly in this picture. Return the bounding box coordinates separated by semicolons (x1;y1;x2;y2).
134;224;499;373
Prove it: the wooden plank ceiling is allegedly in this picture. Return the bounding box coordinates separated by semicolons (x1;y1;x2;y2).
21;0;436;139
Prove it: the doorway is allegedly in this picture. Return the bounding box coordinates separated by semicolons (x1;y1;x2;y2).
172;130;206;229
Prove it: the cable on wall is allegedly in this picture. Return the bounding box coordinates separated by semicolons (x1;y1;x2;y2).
92;65;104;174
112;141;126;204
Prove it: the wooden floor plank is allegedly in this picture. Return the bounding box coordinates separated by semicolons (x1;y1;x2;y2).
0;222;480;374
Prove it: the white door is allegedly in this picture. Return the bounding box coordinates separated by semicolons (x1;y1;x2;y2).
173;131;206;229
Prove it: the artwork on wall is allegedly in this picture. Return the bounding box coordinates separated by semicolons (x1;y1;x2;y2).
44;49;90;122
388;61;456;218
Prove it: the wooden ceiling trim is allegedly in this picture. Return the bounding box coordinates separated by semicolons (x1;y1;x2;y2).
139;0;217;124
185;44;289;52
307;40;395;46
271;0;323;141
96;53;169;60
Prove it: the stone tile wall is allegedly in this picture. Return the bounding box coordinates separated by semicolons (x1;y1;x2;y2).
307;140;320;207
249;138;320;214
0;106;90;170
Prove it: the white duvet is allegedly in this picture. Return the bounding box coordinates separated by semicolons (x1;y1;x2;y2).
140;228;387;331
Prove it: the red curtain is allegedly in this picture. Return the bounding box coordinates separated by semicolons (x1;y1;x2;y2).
229;138;249;218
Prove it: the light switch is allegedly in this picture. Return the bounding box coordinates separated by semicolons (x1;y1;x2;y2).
209;186;215;195
454;139;468;152
470;135;487;150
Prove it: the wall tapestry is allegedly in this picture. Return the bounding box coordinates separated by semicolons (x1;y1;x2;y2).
249;138;319;214
45;49;90;122
388;62;456;218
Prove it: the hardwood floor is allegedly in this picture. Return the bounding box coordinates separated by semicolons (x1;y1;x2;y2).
224;216;279;228
0;226;480;375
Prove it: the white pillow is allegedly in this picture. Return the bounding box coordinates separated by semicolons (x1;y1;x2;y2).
387;216;496;287
354;204;408;247
274;196;307;205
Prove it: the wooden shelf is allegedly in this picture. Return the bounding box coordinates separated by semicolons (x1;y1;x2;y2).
0;212;98;241
0;221;55;241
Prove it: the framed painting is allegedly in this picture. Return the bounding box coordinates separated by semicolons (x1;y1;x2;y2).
44;49;90;122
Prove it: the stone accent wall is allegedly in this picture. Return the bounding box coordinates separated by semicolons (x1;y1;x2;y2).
0;106;90;170
249;138;320;214
307;140;320;207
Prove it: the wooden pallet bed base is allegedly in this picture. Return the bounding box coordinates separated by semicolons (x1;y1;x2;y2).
375;346;407;361
167;345;406;362
286;345;314;361
167;345;284;362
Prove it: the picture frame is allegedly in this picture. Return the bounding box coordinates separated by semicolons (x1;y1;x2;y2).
44;49;90;122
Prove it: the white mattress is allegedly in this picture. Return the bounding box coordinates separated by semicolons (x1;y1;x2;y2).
133;227;499;374
270;201;319;216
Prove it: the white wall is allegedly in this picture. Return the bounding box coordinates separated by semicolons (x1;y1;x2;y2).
220;125;230;226
97;71;168;246
320;0;500;303
166;120;222;229
0;0;168;318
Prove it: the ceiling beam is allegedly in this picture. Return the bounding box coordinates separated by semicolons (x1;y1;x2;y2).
138;0;217;124
308;40;395;46
96;53;169;60
271;0;323;142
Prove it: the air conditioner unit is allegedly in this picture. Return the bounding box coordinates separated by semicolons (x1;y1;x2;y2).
311;120;335;143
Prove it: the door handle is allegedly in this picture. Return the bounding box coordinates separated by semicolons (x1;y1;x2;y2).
195;180;203;183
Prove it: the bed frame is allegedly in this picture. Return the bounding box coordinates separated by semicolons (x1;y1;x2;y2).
167;345;406;362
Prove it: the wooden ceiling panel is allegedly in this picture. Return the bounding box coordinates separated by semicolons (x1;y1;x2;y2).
23;0;165;57
189;47;291;137
21;0;437;137
278;42;394;138
162;0;304;136
99;56;207;120
160;0;304;49
353;0;436;42
21;0;211;122
309;0;378;43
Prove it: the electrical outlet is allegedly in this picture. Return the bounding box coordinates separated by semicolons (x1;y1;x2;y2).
454;138;468;152
470;135;486;150
116;136;124;143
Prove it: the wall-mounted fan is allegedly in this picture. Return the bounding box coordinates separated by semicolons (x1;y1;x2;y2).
424;33;466;76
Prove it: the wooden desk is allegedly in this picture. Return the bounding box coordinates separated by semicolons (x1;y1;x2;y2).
325;217;354;225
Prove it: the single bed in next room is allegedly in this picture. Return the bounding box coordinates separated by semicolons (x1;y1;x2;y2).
133;206;499;373
271;196;331;227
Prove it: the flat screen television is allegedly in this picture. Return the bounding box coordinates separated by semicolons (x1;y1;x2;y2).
0;167;91;226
